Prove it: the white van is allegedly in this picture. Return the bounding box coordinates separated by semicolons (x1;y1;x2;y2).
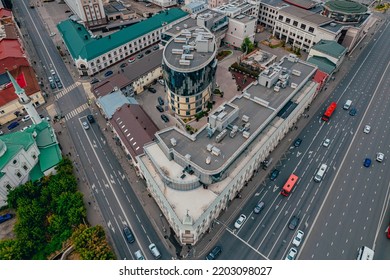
356;246;374;260
314;164;327;182
148;243;161;259
343;100;352;110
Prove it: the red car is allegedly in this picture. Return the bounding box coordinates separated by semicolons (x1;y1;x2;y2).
387;224;390;239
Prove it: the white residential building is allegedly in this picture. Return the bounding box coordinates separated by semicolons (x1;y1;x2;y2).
224;14;256;48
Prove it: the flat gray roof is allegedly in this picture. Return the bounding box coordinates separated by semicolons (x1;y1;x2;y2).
232;14;256;24
279;5;332;26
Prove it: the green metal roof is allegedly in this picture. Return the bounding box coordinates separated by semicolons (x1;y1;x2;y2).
311;40;347;59
324;1;367;14
57;8;188;61
0;132;35;170
29;164;44;182
307;56;336;74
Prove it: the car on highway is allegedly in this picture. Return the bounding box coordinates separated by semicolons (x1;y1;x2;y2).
234;214;247;229
292;230;304;247
269;169;279;181
0;213;12;224
123;226;135;243
120;63;127;68
363;125;371;134
148;243;161;259
134;250;145;260
349;108;357;116
288;215;300;230
285;247;297;260
294;138;302;147
205;245;222;260
90;78;99;85
363;158;371;167
104;70;113;77
387;223;390;239
7;121;19;130
50;69;56;75
253;201;265;214
158;96;164;106
82;121;90;130
323;138;330;147
128;57;136;63
156;105;164;112
87;115;95;123
148;87;156;93
376;152;384;162
22;115;30;122
161;114;169;123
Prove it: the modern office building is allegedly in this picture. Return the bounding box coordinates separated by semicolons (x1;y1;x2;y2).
63;0;106;28
322;0;368;23
137;54;319;245
162;27;217;118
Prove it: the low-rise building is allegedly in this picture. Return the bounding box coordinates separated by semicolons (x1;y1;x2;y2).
223;13;256;48
307;39;347;73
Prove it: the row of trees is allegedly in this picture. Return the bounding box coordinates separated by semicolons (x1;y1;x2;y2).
0;158;114;260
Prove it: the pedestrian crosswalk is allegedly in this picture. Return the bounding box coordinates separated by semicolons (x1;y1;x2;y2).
54;82;81;100
64;103;89;121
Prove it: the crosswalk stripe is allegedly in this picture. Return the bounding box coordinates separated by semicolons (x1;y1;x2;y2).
64;102;89;121
54;82;81;101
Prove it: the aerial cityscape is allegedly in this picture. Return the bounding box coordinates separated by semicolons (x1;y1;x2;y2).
0;0;389;261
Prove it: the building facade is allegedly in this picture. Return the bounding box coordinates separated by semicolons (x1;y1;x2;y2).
162;27;217;118
224;14;256;48
64;0;106;27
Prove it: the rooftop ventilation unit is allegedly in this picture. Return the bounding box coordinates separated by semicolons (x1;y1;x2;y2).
170;138;177;146
174;37;186;43
274;85;280;92
215;129;227;143
291;69;301;76
230;125;238;137
242;115;249;123
206;156;211;164
172;48;184;54
206;144;213;152
181;54;194;60
291;83;298;89
211;146;221;156
243;131;250;139
179;59;191;66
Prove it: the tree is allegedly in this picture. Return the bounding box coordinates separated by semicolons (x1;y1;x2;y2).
241;37;255;55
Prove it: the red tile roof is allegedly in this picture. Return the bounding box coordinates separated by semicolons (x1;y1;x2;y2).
0;38;25;61
0;8;12;18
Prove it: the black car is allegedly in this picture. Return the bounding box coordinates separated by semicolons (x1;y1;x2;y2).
349;108;357;116
145;49;151;55
120;63;127;68
53;74;60;83
148;87;156;93
50;81;57;89
294;138;302;147
158;96;164;106
90;78;100;85
87;114;95;123
161;114;169;123
206;246;222;260
153;45;159;51
56;81;63;89
288;216;300;230
156;105;164;112
123;226;135;243
269;169;280;181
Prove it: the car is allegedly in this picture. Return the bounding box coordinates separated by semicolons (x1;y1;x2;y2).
40;115;50;121
145;3;152;6
253;201;265;214
323;138;330;147
234;214;247;229
123;226;135;243
153;45;160;51
65;10;71;13
50;81;56;89
148;87;156;93
205;246;222;260
134;250;145;260
285;247;298;260
363;125;371;134
363;158;371;167
0;213;12;224
128;57;136;63
349;108;357;116
21;125;32;132
104;70;113;77
56;81;63;89
137;53;144;59
7;121;19;130
22;115;30;122
158;79;164;85
292;230;304;247
145;49;151;55
120;63;127;68
158;96;164;106
50;32;56;37
376;152;384;162
156;105;164;112
50;69;56;75
90;78;100;85
82;121;90;130
269;169;280;181
53;74;60;83
87;115;95;123
288;215;300;230
161;114;169;123
387;223;390;239
294;138;302;147
148;243;161;259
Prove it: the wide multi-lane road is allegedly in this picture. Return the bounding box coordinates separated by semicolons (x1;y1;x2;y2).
213;17;390;260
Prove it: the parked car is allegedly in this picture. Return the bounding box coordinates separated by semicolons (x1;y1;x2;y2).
22;115;31;122
87;115;95;123
0;213;12;224
56;81;63;89
363;158;371;167
137;53;144;59
145;49;151;55
158;96;164;106
49;81;56;89
292;230;304;247
234;214;247;229
53;74;60;83
323;138;330;147
376;152;384;162
285;247;298;260
7;121;19;130
82;121;90;130
158;79;164;85
156;105;164;112
288;216;300;230
294;138;302;147
253;201;265;214
205;245;222;260
123;226;135;243
120;62;127;68
269;169;279;181
349;108;357;116
161;114;169;123
90;78;100;85
153;45;160;51
148;87;156;93
128;57;136;63
363;125;371;134
104;70;113;77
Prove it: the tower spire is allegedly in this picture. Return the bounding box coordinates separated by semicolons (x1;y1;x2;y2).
7;71;42;125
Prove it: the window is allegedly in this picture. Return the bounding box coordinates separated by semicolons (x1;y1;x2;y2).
300;23;306;30
22;165;28;171
16;172;22;178
13;159;17;164
285;18;290;23
293;21;298;27
308;27;314;33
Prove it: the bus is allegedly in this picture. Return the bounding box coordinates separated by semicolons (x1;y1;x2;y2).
356;246;374;260
322;102;337;121
281;173;299;196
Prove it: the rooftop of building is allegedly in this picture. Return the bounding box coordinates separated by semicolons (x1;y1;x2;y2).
57;8;188;61
307;56;336;74
163;27;216;71
92;73;132;98
260;0;290;9
230;13;257;23
324;0;368;14
0;8;12;18
0;38;25;60
311;39;347;59
279;5;332;25
97;90;137;119
283;0;317;10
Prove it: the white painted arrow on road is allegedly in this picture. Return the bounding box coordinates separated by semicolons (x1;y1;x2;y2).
273;185;279;192
107;221;115;233
91;183;98;194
